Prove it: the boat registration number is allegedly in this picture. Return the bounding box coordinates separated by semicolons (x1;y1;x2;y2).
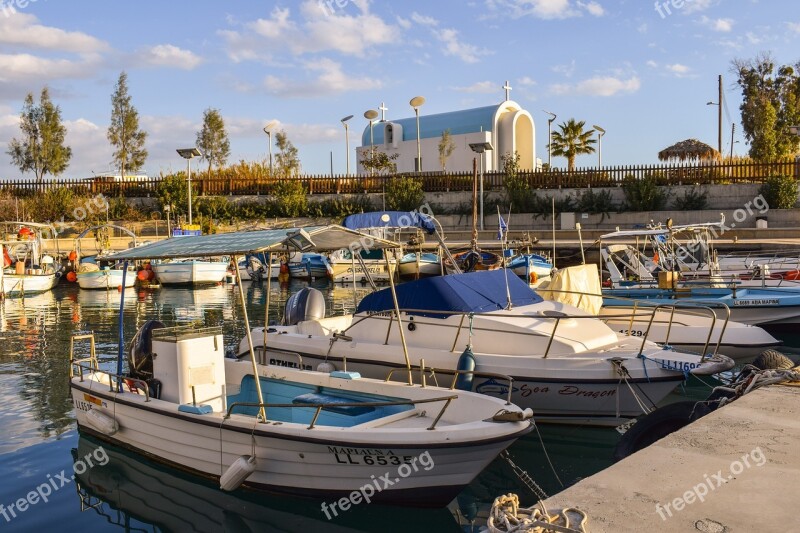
74;394;107;412
655;359;700;372
733;299;779;306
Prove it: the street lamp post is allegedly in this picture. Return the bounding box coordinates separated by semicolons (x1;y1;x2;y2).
263;120;277;175
707;75;723;155
176;148;201;226
593;125;606;167
164;204;171;237
363;109;378;176
410;96;426;172
341;115;353;176
469;141;494;231
544;110;557;167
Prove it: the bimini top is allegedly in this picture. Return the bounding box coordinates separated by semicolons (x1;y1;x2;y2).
356;269;543;318
104;225;401;261
342;211;436;234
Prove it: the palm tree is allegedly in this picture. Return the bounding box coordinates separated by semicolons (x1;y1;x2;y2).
549;119;596;171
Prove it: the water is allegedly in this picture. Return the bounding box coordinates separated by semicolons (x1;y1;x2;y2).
0;282;794;532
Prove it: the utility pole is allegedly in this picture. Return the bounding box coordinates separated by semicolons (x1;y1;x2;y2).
718;74;723;156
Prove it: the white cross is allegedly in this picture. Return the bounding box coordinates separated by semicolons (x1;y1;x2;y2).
503;80;512;101
379;102;388;121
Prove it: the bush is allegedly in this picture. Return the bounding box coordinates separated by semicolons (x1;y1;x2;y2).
672;186;709;211
272;179;307;217
105;196;148;222
578;188;617;221
530;193;576;219
306;195;374;218
385;176;424;211
502;151;536;212
759;175;798;209
156;172;195;217
25;187;75;222
622;174;667;211
195;196;233;221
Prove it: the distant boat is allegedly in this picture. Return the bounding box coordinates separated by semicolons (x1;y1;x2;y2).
288;253;333;280
1;222;61;297
398;252;441;280
74;224;138;290
443;250;502;275
235;254;280;281
152;258;229;286
506;253;553;286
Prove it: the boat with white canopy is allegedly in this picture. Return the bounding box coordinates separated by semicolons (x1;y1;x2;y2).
74;224;138;290
70;226;532;506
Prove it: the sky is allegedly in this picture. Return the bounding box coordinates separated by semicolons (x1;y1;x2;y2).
0;0;798;180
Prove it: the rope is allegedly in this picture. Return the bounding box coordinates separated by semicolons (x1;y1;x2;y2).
713;367;800;408
486;493;589;533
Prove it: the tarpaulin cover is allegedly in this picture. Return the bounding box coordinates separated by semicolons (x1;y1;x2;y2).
342;211;436;234
356;269;543;318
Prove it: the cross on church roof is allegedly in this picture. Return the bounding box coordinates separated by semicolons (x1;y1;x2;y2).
379;102;388;121
503;81;512;101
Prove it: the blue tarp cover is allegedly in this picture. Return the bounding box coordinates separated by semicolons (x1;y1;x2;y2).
356;270;543;318
342;211;436;234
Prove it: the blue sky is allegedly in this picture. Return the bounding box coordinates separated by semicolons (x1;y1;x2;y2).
0;0;798;179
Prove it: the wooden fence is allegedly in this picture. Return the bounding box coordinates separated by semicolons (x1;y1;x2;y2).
1;159;797;198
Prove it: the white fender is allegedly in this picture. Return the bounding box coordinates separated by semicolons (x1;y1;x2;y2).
85;409;119;435
220;455;256;491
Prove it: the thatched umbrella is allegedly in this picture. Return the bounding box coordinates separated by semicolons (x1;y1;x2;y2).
658;139;721;162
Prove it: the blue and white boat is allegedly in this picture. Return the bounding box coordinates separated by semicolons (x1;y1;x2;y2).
506;253;552;286
288;253;333;280
398;252;442;280
603;286;800;328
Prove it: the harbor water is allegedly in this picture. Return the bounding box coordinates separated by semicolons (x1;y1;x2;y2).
0;281;794;532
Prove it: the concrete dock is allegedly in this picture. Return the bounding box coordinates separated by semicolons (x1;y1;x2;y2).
542;384;800;532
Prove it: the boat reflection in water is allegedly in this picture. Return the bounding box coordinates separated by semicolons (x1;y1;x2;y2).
71;435;462;533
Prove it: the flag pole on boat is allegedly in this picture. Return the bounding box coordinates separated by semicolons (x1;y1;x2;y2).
263;251;272;357
498;205;512;310
235;253;266;421
115;261;128;390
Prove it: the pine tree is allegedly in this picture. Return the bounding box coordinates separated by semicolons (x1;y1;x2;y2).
107;72;148;179
7;87;71;183
196;108;230;172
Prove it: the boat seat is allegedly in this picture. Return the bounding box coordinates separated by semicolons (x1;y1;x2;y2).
297;315;354;337
292;392;374;416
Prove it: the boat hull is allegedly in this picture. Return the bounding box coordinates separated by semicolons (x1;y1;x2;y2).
398;253;441;280
1;273;58;296
77;269;136;290
152;261;228;285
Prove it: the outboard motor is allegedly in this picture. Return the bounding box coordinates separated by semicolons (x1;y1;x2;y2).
282;288;326;326
128;320;166;378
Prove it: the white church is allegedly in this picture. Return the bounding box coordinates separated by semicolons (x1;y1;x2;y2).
357;84;538;175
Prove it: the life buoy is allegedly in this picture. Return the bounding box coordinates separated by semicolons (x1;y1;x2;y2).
2;246;11;268
529;271;538;284
68;250;78;262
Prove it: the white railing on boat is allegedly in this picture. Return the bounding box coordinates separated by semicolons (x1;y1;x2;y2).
69;333;152;401
352;301;731;360
384;366;516;406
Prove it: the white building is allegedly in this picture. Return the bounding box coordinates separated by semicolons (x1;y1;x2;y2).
357;96;536;175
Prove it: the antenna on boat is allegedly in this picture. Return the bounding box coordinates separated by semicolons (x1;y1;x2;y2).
499;206;513;309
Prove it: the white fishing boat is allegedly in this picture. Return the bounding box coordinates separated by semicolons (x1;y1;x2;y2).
1;222;61;297
236;254;281;281
70;226;532;506
73;225;139;290
538;264;782;361
152;258;229;285
240;268;735;426
398;252;442;280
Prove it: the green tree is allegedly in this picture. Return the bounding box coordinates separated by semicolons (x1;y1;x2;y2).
549;119;596;171
759;175;798;209
438;129;456;171
732;54;800;161
7;87;71;183
196;108;230;172
108;72;148;180
385;175;424;211
360;149;398;175
275;130;301;177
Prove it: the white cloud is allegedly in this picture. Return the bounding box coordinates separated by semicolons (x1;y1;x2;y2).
699;16;734;32
788;22;800;33
0;12;110;54
551;75;640;97
136;45;203;70
396;16;412;29
518;76;537;86
437;28;489;64
646;60;658;68
220;1;400;60
665;63;691;77
486;0;582;20
551;60;576;77
453;81;500;93
578;1;605;17
0;53;101;83
683;0;716;14
262;58;382;97
410;12;439;26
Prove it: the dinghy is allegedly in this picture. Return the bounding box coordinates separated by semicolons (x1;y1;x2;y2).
70;226;532;506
